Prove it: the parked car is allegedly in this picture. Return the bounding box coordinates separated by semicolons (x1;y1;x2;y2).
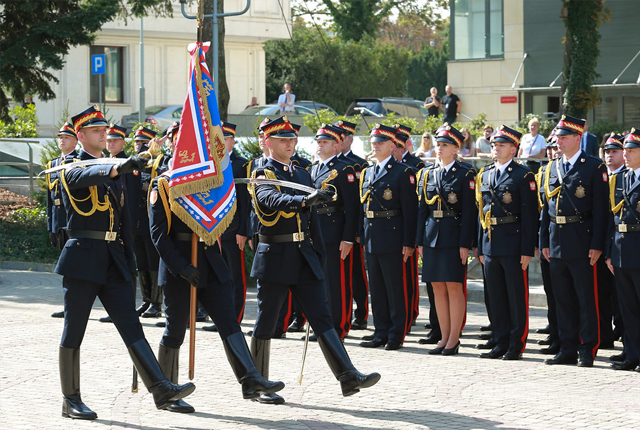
120;105;182;134
345;98;428;118
237;104;318;116
295;100;338;115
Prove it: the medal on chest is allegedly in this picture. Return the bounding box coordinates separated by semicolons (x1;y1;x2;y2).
447;192;458;204
383;188;393;200
502;191;512;204
575;185;586;198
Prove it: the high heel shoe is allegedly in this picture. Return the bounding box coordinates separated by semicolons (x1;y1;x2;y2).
428;346;445;355
442;341;460;356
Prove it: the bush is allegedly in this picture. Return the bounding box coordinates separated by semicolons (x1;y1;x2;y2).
515;114;555;138
0;104;39;138
0;207;60;263
589;120;628;144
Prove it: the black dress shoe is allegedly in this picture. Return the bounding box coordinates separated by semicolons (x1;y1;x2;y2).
611;359;639;371
351;319;368;330
51;311;64;318
136;301;151;316
442;341;460;356
478;333;492;340
476;340;497;350
252;392;285;405
287;321;305;332
599;341;615;350
537;335;553;345
536;326;551;334
195;308;208;322
166;398;195;413
141;303;162;318
578;356;594;368
545;352;578;365
385;341;402;351
610;352;626;362
98;315;112;323
418;335;441;345
202;324;218;332
503;350;523;360
360;339;386;348
361;334;375;341
480;325;492;332
155;321;166;328
428;346;445;355
479;346;507;359
424;323;432;329
540;343;561;355
303;333;318;342
271;329;286;339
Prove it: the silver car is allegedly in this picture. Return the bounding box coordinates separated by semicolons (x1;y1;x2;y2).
120;105;182;134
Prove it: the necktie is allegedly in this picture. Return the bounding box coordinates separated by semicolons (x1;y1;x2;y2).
374;164;380;176
564;162;571;174
494;168;501;186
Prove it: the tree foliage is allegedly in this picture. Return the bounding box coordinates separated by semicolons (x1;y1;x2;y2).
0;105;39;138
560;0;611;118
264;23;410;114
0;0;175;122
406;22;449;102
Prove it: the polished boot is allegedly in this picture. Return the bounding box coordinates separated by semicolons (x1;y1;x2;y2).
128;339;195;409
318;330;381;397
98;315;112;323
611;359;640;371
418;331;442;345
610;351;626;362
51;310;64;318
157;344;195;413
250;337;285;404
136;301;151;316
479;346;507;359
287;320;305;332
59;347;97;420
142;302;162;318
195;306;208;322
223;332;284;399
540;343;561;355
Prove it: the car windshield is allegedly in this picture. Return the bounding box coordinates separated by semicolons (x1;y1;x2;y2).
145;106;170;115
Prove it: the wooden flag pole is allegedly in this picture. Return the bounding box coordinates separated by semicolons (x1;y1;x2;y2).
188;233;198;380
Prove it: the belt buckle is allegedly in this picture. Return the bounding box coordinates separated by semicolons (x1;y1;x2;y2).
366;211;374;218
54;198;61;206
292;232;303;242
555;216;566;224
433;210;443;218
490;217;497;225
105;231;117;241
619;224;628;233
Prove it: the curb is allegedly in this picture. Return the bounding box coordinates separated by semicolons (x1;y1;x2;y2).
0;260;57;272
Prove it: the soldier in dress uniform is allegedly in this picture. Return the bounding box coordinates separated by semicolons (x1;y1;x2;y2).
249;116;380;404
334;120;371;331
395;124;426;171
416;124;477;356
203;122;251;332
606;128;640;371
56;106;195;420
309;124;360;340
540;115;609;367
358;124;418;351
47;122;79;318
475;126;538;360
148;172;284;413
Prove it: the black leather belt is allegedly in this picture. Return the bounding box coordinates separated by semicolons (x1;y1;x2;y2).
317;206;343;215
490;215;520;225
431;210;460;219
550;212;592;224
365;209;401;218
259;231;309;243
171;232;205;242
617;224;640;232
68;229;118;242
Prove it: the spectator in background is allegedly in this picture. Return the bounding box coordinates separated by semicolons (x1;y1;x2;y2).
476;125;494;158
517;117;546;173
441;85;461;125
415;132;435;158
580;120;599;158
277;83;295;113
246;97;258;109
424;87;441;117
458;128;476;159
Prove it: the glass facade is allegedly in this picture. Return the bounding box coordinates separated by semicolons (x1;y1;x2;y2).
90;46;124;103
452;0;503;60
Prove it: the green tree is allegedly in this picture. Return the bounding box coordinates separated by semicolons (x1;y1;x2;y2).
0;0;174;122
406;22;449;102
560;0;611;118
0;105;39;138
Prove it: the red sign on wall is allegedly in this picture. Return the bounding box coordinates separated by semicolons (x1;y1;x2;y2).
501;96;518;104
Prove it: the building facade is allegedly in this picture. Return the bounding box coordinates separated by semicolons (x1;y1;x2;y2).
35;0;291;135
448;0;640;129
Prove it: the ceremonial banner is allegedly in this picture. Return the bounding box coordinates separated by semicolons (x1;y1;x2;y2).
168;41;236;245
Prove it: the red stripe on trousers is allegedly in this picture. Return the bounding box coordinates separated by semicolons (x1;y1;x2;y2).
346;251;353;332
401;255;409;341
339;253;347;338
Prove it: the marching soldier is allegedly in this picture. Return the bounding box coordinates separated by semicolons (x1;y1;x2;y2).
475;126;538;360
249;116;380;404
334;120;371;331
416;124;477;356
309;124;360;340
540;115;609;367
55;106;195;420
359;124;418;351
606;129;640;371
47;122;78;318
203;122;251;332
148;170;284;413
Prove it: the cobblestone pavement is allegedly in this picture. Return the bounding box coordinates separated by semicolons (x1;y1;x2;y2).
1;268;639;430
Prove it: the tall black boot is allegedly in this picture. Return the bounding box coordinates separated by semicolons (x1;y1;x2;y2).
59;347;97;420
317;329;381;397
223;332;284;399
128;339;196;409
249;337;285;404
157;344;195;413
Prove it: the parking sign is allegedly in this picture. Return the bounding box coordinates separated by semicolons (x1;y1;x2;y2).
92;54;105;75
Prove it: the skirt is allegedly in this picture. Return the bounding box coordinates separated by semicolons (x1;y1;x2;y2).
422;246;467;283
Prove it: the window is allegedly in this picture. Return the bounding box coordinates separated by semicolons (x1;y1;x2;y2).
90;46;124;103
452;0;503;60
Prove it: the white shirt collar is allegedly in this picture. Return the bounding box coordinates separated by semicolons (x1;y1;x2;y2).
495;159;512;175
376;155;393;169
608;165;624;175
320;155;336;166
439;159;455;172
562;150;581;168
269;157;294;171
633;167;640;179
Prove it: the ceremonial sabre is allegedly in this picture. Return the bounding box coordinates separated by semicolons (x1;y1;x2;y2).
298;322;311;385
235;176;337;199
38;151;156;176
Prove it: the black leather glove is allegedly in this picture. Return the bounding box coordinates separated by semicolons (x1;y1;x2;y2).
49;232;58;248
179;264;201;287
116;156;146;176
304;189;334;207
